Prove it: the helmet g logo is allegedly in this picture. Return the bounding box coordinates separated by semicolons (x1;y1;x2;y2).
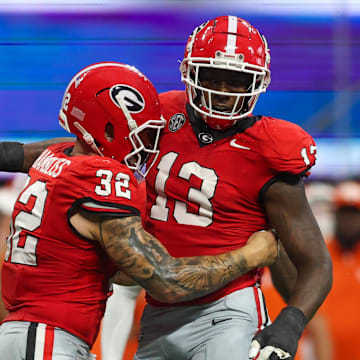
110;85;145;113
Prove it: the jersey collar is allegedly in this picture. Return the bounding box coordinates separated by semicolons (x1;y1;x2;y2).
186;104;261;147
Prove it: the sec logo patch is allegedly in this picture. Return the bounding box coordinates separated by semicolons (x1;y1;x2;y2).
169;113;186;132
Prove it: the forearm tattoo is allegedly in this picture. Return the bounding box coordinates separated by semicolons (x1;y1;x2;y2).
100;216;249;303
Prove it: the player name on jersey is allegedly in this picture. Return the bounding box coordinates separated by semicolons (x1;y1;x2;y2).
32;148;71;178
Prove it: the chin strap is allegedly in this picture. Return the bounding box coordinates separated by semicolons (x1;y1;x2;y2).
115;95;138;132
73;122;104;157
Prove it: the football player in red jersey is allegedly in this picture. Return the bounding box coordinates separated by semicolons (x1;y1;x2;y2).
0;15;333;360
139;16;331;360
0;61;278;360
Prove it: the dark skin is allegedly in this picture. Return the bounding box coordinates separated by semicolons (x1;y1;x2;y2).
19;142;332;319
264;180;332;319
15;138;278;304
267;241;297;304
199;68;251;113
19;69;333;318
197;68;332;321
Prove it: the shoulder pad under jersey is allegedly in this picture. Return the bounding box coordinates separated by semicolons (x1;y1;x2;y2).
68;156;141;217
159;91;187;118
256;116;317;176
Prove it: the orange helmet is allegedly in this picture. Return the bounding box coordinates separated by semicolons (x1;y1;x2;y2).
333;181;360;210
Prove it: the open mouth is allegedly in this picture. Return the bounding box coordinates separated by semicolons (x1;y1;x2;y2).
213;106;231;112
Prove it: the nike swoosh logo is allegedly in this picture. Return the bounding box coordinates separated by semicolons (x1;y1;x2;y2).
211;318;233;326
230;139;251;150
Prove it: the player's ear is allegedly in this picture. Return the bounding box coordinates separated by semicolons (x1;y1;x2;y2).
105;122;114;143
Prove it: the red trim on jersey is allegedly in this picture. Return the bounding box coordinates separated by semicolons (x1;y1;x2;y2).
253;287;263;334
43;325;54;360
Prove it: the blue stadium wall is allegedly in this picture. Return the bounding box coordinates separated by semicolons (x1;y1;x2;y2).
0;8;359;178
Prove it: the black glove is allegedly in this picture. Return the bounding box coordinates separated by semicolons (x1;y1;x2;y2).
248;306;307;360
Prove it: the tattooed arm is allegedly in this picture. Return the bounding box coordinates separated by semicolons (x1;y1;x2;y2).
111;271;138;286
70;213;278;303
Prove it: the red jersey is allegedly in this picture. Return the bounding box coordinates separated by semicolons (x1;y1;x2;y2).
1;142;142;346
145;91;316;306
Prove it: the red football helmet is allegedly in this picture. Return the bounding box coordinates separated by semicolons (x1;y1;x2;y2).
180;16;271;130
59;62;165;176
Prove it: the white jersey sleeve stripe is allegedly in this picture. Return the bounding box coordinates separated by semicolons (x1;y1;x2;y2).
81;201;123;211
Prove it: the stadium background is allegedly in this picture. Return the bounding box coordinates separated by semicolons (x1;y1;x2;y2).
0;0;359;179
0;1;359;359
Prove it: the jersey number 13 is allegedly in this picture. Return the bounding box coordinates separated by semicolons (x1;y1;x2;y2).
150;152;218;227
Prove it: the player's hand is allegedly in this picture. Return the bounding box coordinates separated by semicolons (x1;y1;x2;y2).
111;270;138;286
248;306;307;360
245;230;278;268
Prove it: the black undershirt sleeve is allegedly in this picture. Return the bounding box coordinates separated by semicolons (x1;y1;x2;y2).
0;142;24;172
